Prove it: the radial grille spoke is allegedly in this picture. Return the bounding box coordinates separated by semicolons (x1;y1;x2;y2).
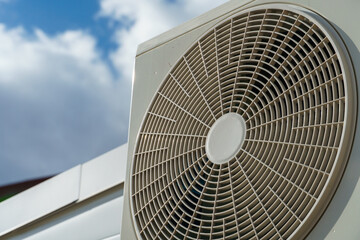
131;6;355;240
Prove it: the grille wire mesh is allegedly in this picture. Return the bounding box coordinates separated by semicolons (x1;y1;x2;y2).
131;7;354;240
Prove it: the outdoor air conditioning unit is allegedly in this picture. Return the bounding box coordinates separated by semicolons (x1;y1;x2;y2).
121;0;360;239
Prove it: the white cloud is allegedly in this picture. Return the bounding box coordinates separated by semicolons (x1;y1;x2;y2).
0;26;111;84
99;0;228;80
0;0;229;185
0;24;130;184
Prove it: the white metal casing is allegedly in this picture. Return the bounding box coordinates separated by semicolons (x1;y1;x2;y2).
0;144;127;239
122;0;360;239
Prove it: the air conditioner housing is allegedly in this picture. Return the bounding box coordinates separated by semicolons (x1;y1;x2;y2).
121;0;360;239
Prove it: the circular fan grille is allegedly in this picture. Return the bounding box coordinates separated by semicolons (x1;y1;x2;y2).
131;5;355;240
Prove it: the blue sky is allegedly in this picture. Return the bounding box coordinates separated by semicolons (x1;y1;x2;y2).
0;0;101;31
0;0;116;61
0;0;227;185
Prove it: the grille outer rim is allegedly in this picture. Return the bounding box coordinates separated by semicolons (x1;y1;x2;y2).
130;4;357;240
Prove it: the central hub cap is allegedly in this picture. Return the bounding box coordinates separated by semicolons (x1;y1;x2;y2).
205;113;246;164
